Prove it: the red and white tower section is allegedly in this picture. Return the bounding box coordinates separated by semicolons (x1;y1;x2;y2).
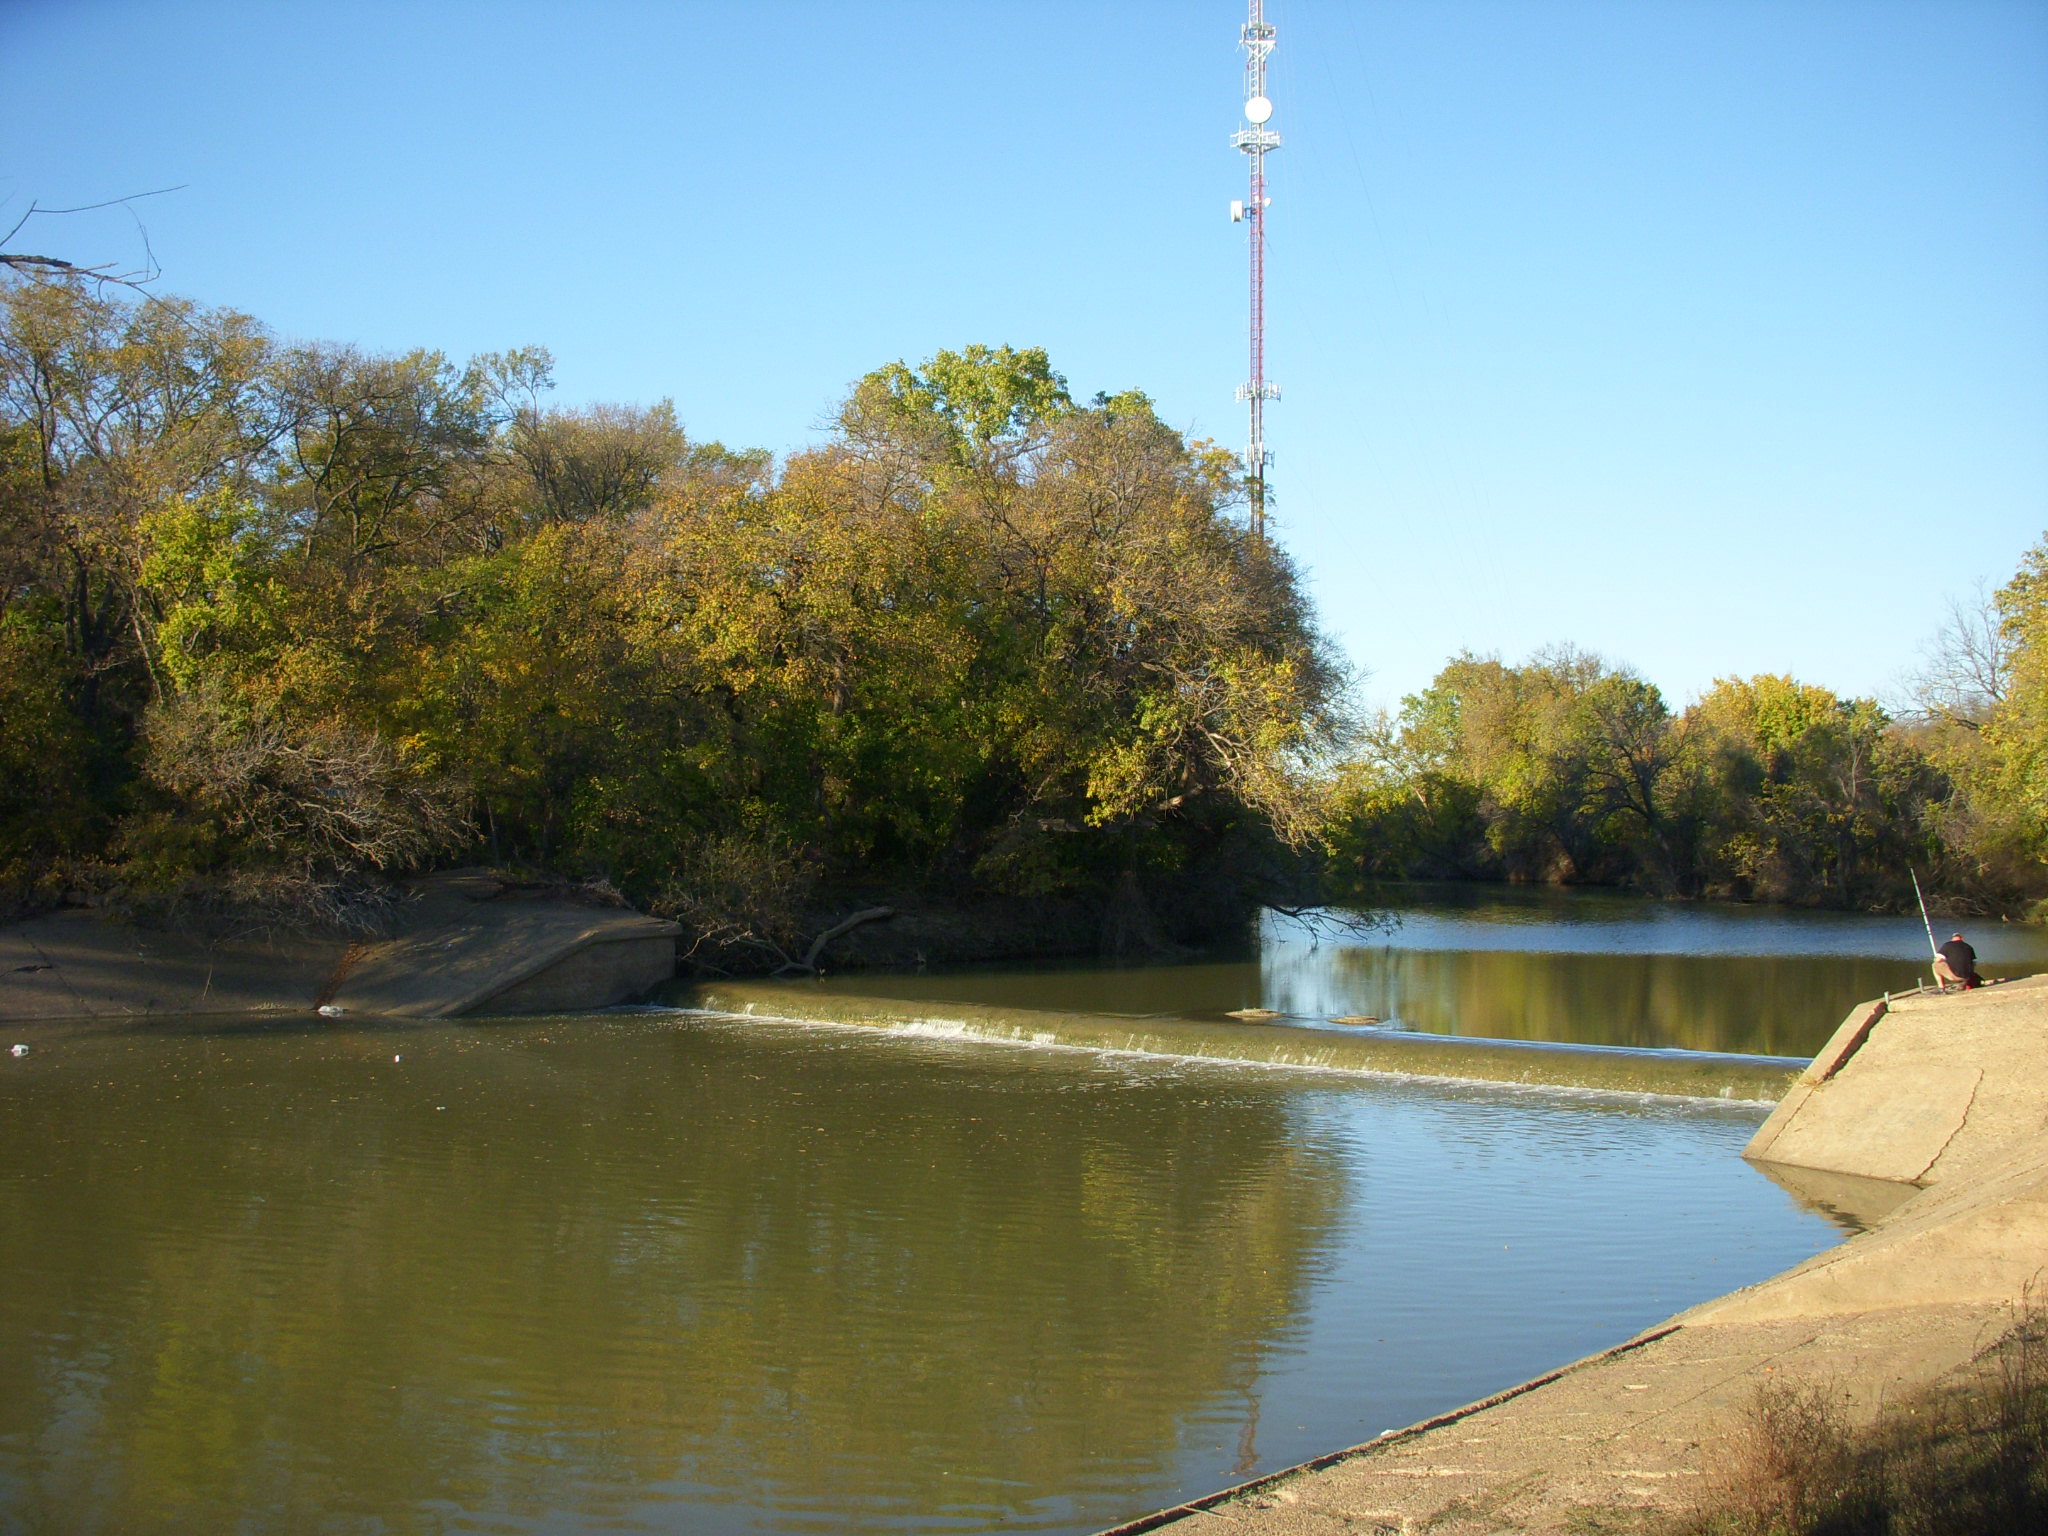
1230;0;1280;540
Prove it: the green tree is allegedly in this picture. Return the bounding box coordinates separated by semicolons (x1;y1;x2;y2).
1681;675;1939;907
1;278;1348;946
1911;537;2048;911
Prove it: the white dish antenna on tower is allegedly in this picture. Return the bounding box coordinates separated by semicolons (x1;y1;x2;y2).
1231;0;1280;541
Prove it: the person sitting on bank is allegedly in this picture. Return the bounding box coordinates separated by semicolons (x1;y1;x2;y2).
1934;932;1981;990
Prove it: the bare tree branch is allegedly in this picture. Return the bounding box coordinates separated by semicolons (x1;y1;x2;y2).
1909;580;2009;728
0;185;186;291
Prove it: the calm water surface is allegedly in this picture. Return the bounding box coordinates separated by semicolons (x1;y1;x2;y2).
806;887;2048;1058
3;1004;1840;1535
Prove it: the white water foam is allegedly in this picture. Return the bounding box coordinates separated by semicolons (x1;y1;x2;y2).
633;1005;1781;1113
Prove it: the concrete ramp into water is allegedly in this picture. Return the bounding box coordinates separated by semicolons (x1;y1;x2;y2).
332;904;680;1018
1708;974;2048;1320
0;874;681;1024
685;980;1803;1102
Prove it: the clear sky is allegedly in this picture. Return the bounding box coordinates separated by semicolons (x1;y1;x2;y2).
5;0;2044;712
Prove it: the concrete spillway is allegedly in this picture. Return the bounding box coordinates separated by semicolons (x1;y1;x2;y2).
332;903;679;1018
685;980;1805;1102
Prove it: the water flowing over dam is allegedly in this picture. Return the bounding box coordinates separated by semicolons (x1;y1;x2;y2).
683;980;1805;1103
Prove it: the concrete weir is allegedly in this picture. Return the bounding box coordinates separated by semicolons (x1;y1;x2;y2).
686;981;1805;1102
1093;977;2048;1535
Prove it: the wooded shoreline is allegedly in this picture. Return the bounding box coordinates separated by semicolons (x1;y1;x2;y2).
7;276;2046;959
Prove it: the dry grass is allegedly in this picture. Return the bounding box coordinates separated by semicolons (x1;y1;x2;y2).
1641;1310;2048;1536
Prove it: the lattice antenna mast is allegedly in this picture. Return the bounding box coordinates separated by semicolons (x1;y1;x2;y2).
1230;0;1280;540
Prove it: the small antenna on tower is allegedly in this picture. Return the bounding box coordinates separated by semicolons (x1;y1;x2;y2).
1231;0;1281;541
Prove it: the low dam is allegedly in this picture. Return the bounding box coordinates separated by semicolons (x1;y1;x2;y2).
685;979;1805;1103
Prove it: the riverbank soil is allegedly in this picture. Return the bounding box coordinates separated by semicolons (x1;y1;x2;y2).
0;872;680;1023
1107;978;2048;1535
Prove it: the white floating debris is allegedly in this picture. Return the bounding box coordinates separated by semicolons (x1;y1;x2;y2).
9;1043;27;1058
393;1054;402;1062
316;1004;345;1018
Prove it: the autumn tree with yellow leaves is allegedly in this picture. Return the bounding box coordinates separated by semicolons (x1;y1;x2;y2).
0;280;1345;951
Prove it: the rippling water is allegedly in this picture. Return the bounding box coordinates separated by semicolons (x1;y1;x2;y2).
0;1009;1842;1535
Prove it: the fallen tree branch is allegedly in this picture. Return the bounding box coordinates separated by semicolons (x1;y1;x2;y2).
775;906;896;976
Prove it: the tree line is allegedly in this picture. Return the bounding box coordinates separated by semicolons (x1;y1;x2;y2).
0;278;1343;955
1322;557;2048;916
3;274;2042;951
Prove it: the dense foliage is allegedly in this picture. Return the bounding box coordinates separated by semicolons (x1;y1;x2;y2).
6;275;2040;938
0;279;1344;944
1323;563;2048;914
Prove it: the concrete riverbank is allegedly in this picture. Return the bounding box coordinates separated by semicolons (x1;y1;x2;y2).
0;872;679;1024
1097;976;2048;1535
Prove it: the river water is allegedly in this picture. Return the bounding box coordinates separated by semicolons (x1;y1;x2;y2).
2;890;2035;1535
805;885;2048;1059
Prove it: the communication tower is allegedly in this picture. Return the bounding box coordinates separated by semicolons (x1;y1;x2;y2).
1230;0;1281;540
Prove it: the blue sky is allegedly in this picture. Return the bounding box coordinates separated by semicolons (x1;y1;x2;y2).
5;0;2044;711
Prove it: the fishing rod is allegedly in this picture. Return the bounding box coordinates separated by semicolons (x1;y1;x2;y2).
1909;867;1940;958
1910;866;1942;989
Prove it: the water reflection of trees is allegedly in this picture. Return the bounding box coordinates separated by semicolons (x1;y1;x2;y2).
0;1021;1348;1534
1264;947;1928;1056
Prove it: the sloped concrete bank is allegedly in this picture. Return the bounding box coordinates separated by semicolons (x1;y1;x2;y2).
1096;977;2048;1535
683;980;1805;1102
0;872;680;1025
